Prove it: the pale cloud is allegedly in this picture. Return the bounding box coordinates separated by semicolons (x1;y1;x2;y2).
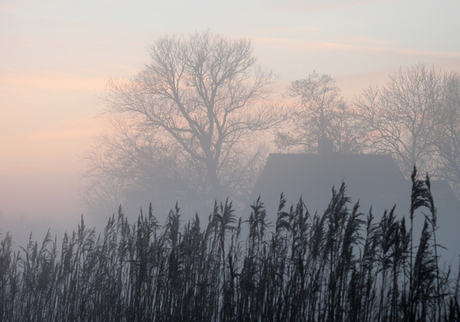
253;35;460;61
252;34;460;98
255;0;399;14
341;35;393;46
310;41;460;61
27;115;103;141
0;70;106;92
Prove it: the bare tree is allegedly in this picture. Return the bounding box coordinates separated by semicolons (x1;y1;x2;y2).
431;72;460;189
276;71;368;154
83;31;279;217
355;64;445;176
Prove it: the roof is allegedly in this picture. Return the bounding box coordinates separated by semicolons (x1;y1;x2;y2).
251;153;408;216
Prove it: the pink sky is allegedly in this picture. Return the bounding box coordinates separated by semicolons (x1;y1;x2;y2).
1;0;460;241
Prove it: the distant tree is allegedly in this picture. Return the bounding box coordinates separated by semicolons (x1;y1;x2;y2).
82;31;280;217
431;72;460;189
355;64;445;176
276;71;368;154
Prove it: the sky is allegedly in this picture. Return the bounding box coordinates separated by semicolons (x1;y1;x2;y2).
1;0;460;243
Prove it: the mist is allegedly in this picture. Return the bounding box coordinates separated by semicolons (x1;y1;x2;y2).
2;0;460;320
0;173;83;246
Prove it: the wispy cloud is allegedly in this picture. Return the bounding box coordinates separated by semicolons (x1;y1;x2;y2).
0;70;106;92
27;116;103;141
253;35;460;60
254;0;398;14
252;34;460;98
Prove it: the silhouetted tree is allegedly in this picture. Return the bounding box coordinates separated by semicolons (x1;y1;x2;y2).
83;30;280;217
355;64;445;176
431;72;460;189
276;71;369;153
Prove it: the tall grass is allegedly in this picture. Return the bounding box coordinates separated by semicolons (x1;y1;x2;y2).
0;170;459;321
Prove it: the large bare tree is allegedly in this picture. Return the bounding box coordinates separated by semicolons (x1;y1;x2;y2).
355;64;445;176
83;31;279;217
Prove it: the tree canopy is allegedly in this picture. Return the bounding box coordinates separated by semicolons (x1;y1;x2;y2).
83;31;280;217
276;71;369;154
355;64;445;176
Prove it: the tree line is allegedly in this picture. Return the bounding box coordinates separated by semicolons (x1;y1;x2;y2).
81;31;460;218
1;169;459;321
277;65;460;184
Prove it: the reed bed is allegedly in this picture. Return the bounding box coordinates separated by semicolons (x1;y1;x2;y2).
1;168;459;321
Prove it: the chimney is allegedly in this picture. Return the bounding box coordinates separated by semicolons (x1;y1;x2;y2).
318;137;334;155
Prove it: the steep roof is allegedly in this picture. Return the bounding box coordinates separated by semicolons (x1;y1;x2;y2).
251;153;408;216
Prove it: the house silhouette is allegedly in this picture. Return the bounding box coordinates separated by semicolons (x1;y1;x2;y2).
250;141;460;267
